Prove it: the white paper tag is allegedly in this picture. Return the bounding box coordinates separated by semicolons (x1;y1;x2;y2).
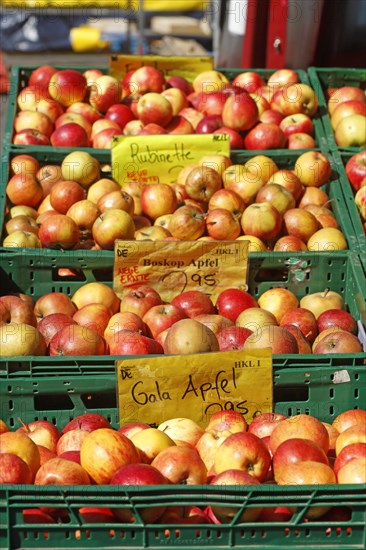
333;370;351;384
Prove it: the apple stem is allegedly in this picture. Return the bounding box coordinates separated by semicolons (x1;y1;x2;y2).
17;417;30;432
322;288;330;298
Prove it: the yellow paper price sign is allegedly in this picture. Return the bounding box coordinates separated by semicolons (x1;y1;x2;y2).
109;54;214;83
111;134;230;186
114;240;249;304
116;349;273;428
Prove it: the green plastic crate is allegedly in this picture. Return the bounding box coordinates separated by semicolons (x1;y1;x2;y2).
0;485;364;550
307;67;366;154
0;249;365;366
0;149;359;256
5;65;327;155
331;149;366;274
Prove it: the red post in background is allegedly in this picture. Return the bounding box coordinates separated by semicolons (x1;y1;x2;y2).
265;0;288;68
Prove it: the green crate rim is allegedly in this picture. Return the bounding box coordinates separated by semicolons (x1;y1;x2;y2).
307;67;366;154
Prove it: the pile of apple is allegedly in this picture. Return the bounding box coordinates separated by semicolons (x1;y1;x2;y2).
325;85;366;148
0;408;365;526
3;149;348;253
345;150;366;233
0;280;363;357
13;65;319;150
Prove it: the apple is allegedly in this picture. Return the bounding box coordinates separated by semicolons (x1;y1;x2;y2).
232;71;265;93
192;70;229;94
265;171;302;202
0;295;36;326
131;427;175;463
92;127;123;148
104;103;135;129
216;326;253;351
209;469;262;523
244;155;279;184
244;122;286;150
0;322;46;356
222;92;258;131
213;431;271;481
87;178;120;204
279;307;318;343
166;75;193;95
335;424;366;456
55;112;92;139
34;457;89;485
61;151;100;188
108;330;163;355
163;318;219;354
269;413;330;455
185;166;222;203
165;115;195;135
136;92;173;126
151;446;207;484
11;153;40;175
259;108;285;125
216;288;258;323
36;164;63;195
6;173;44;208
16;420;60;453
29;64;58;88
14;110;53;137
333;442;366;477
335;114;366;147
123;119;145;135
206;410;248;434
0;431;40;479
241;201;282;240
337;457;366;484
256;183;295;214
13;129;50;146
248;412;287;439
62;413;111;434
5;215;39;237
249;92;270;115
268;69;299;88
282;208;319;243
140;183;177;220
331;100;366;130
72;303;112;337
0;453;33;484
56;429;90;456
50;122;89;147
96;189;134;215
236;307;277;332
274;83;318;117
280;113;314;137
332;409;366;434
158;418;204;447
205;208;241;240
49;324;107;356
317;309;357;334
91;119;121;139
170;290;215;319
125;66;165;95
88;75;122;113
243;325;299;354
66;199;100;232
273;235;307;252
303;204;338;229
92;208;135;249
288;132;316;149
49;180;85;214
120;285;162;318
328;86;366;116
355;186;366;219
194;313;234;336
142;304;187;339
196;114;223;134
161;87;188;115
38;214;80;249
345;151;366;191
17;85;51;110
104;311;146;345
294;151;332;187
213;126;244;149
80;428;139;484
0;420;9;435
2;231;42;248
257;506;293;522
66;101;102;124
48;69;87;106
110;463;168;523
37;445;59;466
135;225;172;240
9;205;38;220
169;204;206;240
34;292;76;321
307;227;347;251
195;430;230;471
258;288;299;324
272;437;329;481
313;330;362;354
119;422;150;439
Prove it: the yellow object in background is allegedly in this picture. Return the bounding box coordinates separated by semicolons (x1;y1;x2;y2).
70;26;109;52
1;0;205;10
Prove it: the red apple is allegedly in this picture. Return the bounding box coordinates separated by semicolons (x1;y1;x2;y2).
140;183;177;220
206;410;248;434
73;303;112;337
0;431;40;479
110;463;168;522
17;420;61;453
213;431;271;481
288;132;316;149
49;180;86;214
119;422;150;439
29;65;58;88
328;86;366;116
48;69;87;106
171;290;215;318
50;122;89;147
222;92;258;131
272;437;329;481
120;285;162;318
105;103;135;129
34;292;76;321
280;113;314;137
345;151;366;191
13;129;50;145
232;71;265;93
196;114;223;134
36;164;63;195
66;101;102;124
97;189;134;215
279;307;318;344
216;325;253;351
0;295;37;326
92;126;122;148
108;330;163;355
213;127;244;149
35;457;89;485
216;288;258;323
136;92;173;126
56;429;90;455
6;173;44;208
62;413;111;434
142;304;187;339
89;75;122;113
333;442;366;477
166;75;193;95
248;413;287;439
317;309;357;335
337;457;366;484
205;208;241;240
151;446;207;484
14;110;53;137
269;414;330;455
165;115;194;135
256;183;295;214
332;409;366;434
169;204;206;240
37;445;57;466
259;108;285;125
92;209;135;249
313;330;362;354
38;214;80;249
0;453;33;484
49;324;107;356
244;122;286;149
241;201;282;240
125;66;165;95
80;428;139;484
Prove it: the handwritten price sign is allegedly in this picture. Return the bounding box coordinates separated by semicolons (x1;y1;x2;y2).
113;240;249;303
111;134;230;186
116;349;273;427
